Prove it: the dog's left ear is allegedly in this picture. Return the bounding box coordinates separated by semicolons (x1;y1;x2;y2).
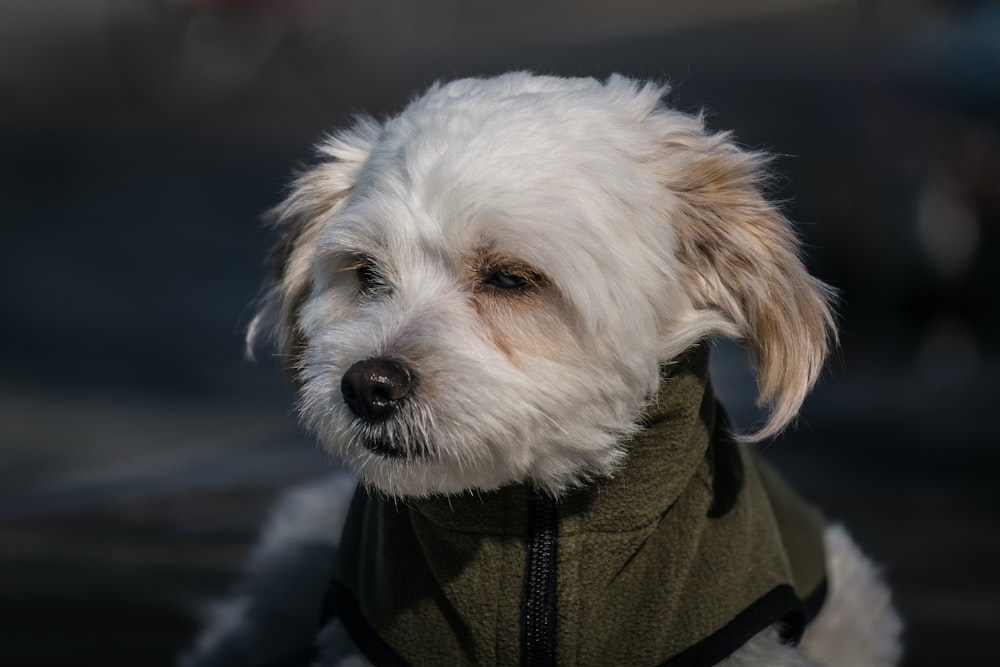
246;118;380;372
661;127;837;441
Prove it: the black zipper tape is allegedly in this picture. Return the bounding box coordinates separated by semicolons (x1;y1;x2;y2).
520;490;559;667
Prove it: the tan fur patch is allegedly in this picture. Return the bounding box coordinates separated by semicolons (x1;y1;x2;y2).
466;248;579;365
662;135;837;440
250;159;358;388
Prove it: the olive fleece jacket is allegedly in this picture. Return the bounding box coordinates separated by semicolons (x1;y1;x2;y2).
328;346;827;666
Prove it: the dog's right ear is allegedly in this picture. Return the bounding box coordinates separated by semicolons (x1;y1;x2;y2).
246;118;380;372
654;118;837;442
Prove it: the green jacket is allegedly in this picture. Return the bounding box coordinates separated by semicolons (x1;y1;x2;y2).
327;346;827;666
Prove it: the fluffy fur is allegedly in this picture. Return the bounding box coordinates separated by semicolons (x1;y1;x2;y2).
249;72;834;497
189;73;900;666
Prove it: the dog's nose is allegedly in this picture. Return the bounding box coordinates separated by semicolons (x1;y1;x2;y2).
341;358;414;422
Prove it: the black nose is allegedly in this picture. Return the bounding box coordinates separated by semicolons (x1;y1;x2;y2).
341;358;414;423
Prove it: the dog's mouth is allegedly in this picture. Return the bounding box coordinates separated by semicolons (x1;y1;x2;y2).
362;436;408;459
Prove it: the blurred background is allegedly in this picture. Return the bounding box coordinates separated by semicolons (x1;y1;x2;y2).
1;0;997;665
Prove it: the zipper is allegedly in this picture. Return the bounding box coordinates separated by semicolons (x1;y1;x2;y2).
520;489;559;667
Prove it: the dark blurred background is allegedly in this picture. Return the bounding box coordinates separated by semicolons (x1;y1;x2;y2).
1;1;997;665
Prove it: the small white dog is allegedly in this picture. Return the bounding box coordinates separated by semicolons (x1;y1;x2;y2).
185;73;902;667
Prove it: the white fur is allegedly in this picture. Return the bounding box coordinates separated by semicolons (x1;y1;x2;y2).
294;75;687;496
718;627;821;667
181;474;356;667
250;72;835;498
187;73;900;665
800;525;904;666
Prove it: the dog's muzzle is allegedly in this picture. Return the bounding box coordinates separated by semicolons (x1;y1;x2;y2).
341;358;414;424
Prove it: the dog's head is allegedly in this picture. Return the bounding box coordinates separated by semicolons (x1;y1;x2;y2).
248;73;835;498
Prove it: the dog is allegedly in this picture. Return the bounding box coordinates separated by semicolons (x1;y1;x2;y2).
184;73;902;666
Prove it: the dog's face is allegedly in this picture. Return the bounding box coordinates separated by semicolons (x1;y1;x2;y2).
250;74;834;498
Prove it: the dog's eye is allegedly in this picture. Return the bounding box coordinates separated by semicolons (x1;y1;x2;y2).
485;271;530;291
470;251;547;296
357;264;378;288
480;267;547;294
355;261;389;295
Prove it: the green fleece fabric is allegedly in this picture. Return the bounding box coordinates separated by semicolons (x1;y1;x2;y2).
333;346;826;666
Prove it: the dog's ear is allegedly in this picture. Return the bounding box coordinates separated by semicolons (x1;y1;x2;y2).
247;118;380;373
662;127;837;441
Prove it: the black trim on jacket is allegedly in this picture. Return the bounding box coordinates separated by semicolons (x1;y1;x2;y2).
323;577;827;667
